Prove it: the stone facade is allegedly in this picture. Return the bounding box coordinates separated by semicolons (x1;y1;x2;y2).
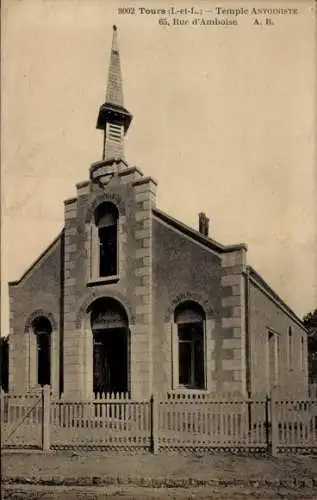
7;25;308;399
8;174;308;398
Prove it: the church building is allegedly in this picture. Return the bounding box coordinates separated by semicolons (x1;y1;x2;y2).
8;26;308;400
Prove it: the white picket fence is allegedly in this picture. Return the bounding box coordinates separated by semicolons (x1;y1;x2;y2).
271;398;317;453
309;383;317;398
50;397;151;448
1;388;317;454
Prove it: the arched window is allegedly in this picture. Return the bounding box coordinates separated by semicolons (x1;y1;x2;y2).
32;316;52;387
94;202;119;278
174;301;206;389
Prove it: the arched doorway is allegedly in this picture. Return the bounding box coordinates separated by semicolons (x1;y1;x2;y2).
31;316;52;387
89;297;129;394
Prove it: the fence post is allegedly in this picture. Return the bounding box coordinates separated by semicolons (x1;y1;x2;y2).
151;394;159;454
270;387;279;457
42;385;51;452
265;393;270;452
0;389;4;441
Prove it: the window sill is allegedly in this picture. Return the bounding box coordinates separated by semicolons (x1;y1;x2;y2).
168;388;209;399
87;276;119;286
172;386;208;393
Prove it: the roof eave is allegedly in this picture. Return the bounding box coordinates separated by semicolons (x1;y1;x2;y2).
152;207;247;254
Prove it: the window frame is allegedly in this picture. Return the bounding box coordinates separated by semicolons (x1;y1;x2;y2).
36;330;51;387
267;330;279;391
98;223;118;278
172;302;207;391
32;317;52;388
88;202;120;285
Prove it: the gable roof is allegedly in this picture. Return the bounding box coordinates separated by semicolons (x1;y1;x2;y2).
152;207;247;255
8;230;64;286
153;208;306;329
247;265;306;330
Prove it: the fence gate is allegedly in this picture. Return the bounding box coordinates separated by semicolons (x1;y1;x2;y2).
1;391;43;449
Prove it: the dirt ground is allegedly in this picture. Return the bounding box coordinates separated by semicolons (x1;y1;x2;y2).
2;450;317;499
2;483;317;499
2;450;317;482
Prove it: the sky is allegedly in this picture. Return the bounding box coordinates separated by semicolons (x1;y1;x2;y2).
1;0;316;334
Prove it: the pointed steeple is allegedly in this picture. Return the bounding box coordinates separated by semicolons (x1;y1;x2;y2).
105;25;124;107
96;25;132;164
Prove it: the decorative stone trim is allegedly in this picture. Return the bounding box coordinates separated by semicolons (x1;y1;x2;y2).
221;317;242;328
75;290;135;328
133;176;157;188
220;250;247;395
64;197;77;207
135;211;150;222
221;296;241;307
222;338;242;349
222;359;242;370
221;249;246;268
23;309;59;394
24;309;58;332
65;226;77;235
131;179;156;400
164;292;215;322
65;210;77;221
76;182;90;196
221;275;242;287
86;276;119;286
85;192;125;222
